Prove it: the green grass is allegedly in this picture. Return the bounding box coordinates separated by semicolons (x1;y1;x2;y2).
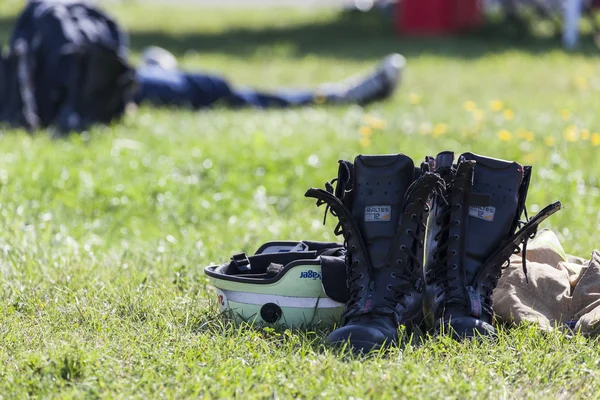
1;2;600;398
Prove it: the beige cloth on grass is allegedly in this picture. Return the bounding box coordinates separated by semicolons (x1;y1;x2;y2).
492;229;600;336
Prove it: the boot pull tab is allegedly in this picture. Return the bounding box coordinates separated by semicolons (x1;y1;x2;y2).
424;155;435;171
335;160;354;200
419;157;434;174
467;286;482;319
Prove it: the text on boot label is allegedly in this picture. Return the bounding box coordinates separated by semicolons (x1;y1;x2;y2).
365;205;391;222
469;205;496;222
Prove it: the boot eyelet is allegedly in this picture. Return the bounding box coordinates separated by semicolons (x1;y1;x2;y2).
452;264;457;270
354;259;360;265
386;285;392;291
400;245;407;250
453;234;459;240
351;245;356;251
396;259;403;265
359;273;365;279
406;229;412;235
391;272;397;278
454;220;460;226
451;250;457;255
411;213;417;220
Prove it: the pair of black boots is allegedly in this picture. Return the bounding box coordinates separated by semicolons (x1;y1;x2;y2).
306;152;560;353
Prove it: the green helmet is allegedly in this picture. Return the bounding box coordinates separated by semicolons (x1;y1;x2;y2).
204;241;349;328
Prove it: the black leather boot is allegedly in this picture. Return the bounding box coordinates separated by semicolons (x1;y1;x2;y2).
306;154;443;352
423;151;561;338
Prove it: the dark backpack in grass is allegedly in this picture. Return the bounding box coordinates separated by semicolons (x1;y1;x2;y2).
0;0;135;133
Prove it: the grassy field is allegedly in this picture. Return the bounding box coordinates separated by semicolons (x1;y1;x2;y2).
1;1;600;398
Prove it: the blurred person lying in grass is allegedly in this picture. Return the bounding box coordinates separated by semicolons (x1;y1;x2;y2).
1;0;404;134
134;47;405;109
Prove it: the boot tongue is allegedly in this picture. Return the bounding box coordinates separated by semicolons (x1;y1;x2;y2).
460;152;524;284
352;154;415;270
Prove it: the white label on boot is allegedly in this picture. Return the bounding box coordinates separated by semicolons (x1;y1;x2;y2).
469;205;496;222
365;205;391;222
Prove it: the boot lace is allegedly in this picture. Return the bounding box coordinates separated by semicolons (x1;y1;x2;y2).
311;164;370;317
427;166;470;309
345;256;367;315
384;172;445;310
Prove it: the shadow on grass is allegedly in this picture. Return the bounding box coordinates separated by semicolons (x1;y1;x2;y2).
189;311;434;360
189;312;337;353
1;10;599;60
122;11;600;60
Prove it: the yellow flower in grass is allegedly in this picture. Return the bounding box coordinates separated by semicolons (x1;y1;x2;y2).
574;76;589;91
472;109;484;121
364;114;386;130
464;128;477;138
564;125;579;142
409;93;422;105
580;129;590;140
419;122;432;135
592;133;600;146
359;126;373;137
524;131;535;142
544;136;556;146
490;100;504;112
463;101;477;112
498;130;512;141
502;109;515;120
360;137;371;148
372;120;386;129
516;129;535;142
560;109;572;121
433;123;448;137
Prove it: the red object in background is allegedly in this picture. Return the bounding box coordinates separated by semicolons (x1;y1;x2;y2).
397;0;482;35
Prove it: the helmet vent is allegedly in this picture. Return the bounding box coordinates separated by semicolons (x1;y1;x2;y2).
260;303;283;324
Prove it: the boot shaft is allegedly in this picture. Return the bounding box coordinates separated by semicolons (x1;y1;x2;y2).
424;151;531;325
462;152;528;284
306;153;441;323
351;154;416;270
